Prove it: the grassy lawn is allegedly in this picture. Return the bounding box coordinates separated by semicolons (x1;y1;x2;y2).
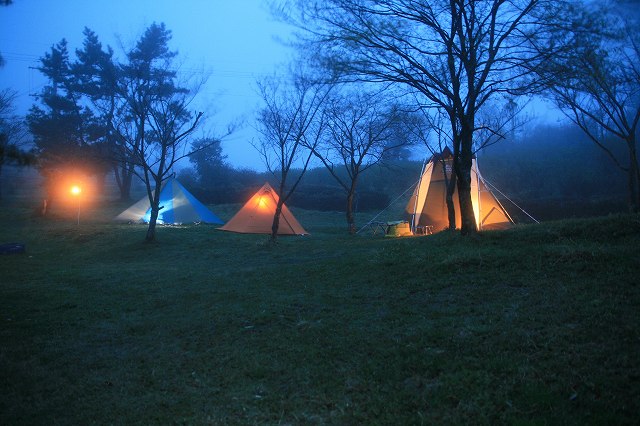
1;202;639;424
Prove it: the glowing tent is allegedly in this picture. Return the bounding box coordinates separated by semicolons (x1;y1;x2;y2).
218;183;308;235
114;178;223;225
406;148;513;233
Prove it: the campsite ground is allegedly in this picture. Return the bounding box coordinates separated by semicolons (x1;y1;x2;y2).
1;201;639;424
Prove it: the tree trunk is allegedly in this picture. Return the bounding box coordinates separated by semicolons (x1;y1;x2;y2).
95;171;107;198
43;174;57;215
346;176;359;235
144;175;164;243
113;161;134;201
444;160;457;230
456;131;478;236
627;136;640;213
346;190;356;235
270;202;283;243
121;169;133;201
145;207;159;242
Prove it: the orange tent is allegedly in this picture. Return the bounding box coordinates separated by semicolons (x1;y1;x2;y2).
218;183;309;235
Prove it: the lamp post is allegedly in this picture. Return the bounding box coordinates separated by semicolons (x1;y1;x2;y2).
70;185;81;225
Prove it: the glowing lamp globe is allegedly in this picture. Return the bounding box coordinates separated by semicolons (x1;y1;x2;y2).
70;185;82;196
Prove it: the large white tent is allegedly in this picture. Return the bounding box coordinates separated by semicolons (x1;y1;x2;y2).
406;148;513;233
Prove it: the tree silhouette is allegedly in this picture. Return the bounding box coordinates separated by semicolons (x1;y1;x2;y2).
312;89;412;234
282;0;561;234
540;1;640;211
255;67;332;242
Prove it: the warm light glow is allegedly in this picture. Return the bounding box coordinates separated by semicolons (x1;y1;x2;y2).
257;196;268;209
70;185;82;196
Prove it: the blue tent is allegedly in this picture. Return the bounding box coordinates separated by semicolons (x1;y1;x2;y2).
115;178;223;225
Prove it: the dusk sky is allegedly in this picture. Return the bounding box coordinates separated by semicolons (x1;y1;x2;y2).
0;0;293;170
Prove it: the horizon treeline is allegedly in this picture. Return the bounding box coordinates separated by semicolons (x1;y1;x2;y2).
174;121;629;221
1;120;631;222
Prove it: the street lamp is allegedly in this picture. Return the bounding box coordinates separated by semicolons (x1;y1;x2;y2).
70;185;82;225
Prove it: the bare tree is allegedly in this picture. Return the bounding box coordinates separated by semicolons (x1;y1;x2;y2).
0;89;34;201
112;23;216;243
541;1;640;211
407;94;529;231
279;0;561;234
312;89;411;234
255;69;332;242
133;96;204;242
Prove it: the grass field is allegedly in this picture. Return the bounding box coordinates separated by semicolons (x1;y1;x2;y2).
1;201;639;425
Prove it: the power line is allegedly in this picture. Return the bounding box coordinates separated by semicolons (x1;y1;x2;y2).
1;51;40;62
